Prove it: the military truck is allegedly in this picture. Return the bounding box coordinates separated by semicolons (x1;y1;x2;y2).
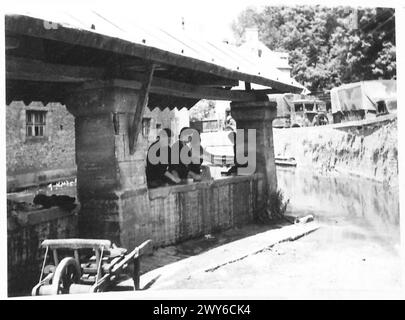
330;80;397;123
270;94;329;128
290;98;329;127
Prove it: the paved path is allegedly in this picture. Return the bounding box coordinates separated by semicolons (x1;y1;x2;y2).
140;221;319;290
140;216;402;299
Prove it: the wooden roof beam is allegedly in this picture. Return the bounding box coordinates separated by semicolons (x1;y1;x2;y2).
77;77;274;101
132;74;275;101
129;64;155;154
196;78;239;87
7;56;105;82
6;56;278;101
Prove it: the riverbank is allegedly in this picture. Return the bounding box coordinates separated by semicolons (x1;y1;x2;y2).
273;117;398;187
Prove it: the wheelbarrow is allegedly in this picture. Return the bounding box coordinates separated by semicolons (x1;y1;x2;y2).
32;238;152;295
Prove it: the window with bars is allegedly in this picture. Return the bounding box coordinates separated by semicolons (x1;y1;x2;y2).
26;110;47;137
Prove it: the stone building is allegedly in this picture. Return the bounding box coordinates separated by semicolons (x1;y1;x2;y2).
214;27;304;126
6;101;189;191
6;101;76;191
240;27;292;78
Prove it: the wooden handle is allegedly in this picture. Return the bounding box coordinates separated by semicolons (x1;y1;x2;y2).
111;240;152;274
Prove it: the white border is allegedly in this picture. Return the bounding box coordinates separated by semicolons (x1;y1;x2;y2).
1;0;404;300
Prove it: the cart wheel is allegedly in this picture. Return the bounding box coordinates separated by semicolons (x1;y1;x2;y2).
50;257;81;295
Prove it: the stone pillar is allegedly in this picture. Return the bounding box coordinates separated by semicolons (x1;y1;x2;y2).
230;99;278;210
66;81;151;248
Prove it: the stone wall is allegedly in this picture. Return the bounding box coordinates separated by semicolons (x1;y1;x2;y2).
273;118;398;187
117;175;264;250
148;175;263;246
7;207;78;297
6;101;76;191
78;174;263;252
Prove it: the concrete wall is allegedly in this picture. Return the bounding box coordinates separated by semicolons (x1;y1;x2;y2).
7;207;78;296
6;101;76;191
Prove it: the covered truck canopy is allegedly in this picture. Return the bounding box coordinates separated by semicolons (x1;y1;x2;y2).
330;80;397;114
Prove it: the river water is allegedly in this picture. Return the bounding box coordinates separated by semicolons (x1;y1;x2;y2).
277;167;401;252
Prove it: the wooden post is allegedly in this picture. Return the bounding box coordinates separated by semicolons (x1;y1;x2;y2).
129;64;155;154
95;249;101;282
52;249;59;266
133;257;140;290
74;250;80;265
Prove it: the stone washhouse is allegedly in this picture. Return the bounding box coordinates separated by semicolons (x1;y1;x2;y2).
6;13;303;251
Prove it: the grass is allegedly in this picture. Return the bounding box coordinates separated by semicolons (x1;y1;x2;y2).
256;189;290;223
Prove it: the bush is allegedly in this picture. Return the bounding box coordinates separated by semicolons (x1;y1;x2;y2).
267;189;289;219
257;189;289;223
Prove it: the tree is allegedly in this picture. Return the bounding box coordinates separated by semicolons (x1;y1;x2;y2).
232;6;396;93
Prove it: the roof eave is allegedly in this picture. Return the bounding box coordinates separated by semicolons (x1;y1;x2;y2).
5;14;302;94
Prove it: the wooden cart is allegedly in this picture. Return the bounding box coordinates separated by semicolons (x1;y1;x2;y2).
32;238;152;295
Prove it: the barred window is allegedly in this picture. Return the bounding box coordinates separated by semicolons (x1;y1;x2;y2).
26;110;46;137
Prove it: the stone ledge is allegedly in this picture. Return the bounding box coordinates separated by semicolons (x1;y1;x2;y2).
9;206;78;228
148;174;262;200
7;167;77;192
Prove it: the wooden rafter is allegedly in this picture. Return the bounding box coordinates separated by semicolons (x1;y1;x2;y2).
6;56;105;82
6;56;280;102
130;74;278;101
193;79;239;87
128;64;155;155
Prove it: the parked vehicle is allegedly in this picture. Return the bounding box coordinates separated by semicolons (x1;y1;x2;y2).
290;98;329;127
330;80;397;123
270;94;330;128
